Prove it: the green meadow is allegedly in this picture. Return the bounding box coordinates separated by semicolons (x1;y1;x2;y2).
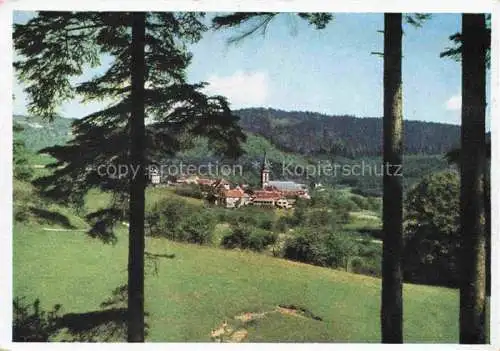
14;208;460;342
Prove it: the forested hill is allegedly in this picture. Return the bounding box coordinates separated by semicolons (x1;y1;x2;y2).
14;111;459;196
234;108;461;157
14;109;463;158
14;114;74;151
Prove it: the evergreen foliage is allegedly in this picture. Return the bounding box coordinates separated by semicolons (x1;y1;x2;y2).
14;12;245;240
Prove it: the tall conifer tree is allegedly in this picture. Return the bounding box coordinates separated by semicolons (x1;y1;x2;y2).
441;14;490;342
459;14;488;344
381;13;403;343
14;11;245;341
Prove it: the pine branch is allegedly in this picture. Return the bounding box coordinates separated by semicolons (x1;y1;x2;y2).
64;24;107;32
16;11;246;240
212;12;333;45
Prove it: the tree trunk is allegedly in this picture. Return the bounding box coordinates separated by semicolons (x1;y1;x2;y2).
484;156;490;299
128;11;146;342
381;13;403;344
484;155;490;343
459;14;487;344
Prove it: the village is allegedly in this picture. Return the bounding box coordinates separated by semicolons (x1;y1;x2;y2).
149;154;311;209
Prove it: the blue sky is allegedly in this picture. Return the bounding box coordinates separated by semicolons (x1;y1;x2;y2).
13;12;491;127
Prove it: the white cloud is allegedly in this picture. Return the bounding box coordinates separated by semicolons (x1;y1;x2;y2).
204;71;269;108
445;94;461;111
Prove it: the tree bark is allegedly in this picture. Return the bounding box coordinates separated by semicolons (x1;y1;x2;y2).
381;13;403;344
459;14;487;344
128;11;146;342
484;156;490;299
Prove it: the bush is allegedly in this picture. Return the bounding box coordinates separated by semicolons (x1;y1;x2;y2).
330;196;358;213
283;228;362;270
305;209;340;229
350;257;381;278
309;189;354;220
177;211;215;245
221;225;250;249
225;207;276;231
289;203;307;226
226;212;259;227
248;228;278;251
13;126;34;182
274;216;290;232
146;198;190;238
356;238;382;259
283;230;329;266
211;208;230;222
146;198;215;245
349;256;365;273
289;207;348;229
258;217;274;231
403;170;460;287
270;234;286;257
323;231;359;269
221;225;277;252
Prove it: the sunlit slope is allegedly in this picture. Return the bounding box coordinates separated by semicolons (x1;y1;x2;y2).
14;224;459;342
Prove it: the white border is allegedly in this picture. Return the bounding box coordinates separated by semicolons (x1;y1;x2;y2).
0;1;14;350
489;3;500;349
1;0;498;350
2;0;495;13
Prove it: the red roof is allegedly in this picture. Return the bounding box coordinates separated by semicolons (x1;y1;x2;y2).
198;178;214;185
223;189;245;198
252;190;282;198
251;190;283;202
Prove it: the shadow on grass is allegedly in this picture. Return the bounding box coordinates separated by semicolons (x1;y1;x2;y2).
58;284;150;342
145;251;175;276
57;308;128;342
85;209;120;245
14;289;150;342
13;297;61;342
29;207;76;229
145;252;176;260
100;285;127;309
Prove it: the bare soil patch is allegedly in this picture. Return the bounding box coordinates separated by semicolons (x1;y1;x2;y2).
210;304;323;342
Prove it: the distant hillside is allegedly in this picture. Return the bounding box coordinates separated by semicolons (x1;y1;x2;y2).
234;108;461;157
13;111;455;196
14;109;463;157
14;115;74;151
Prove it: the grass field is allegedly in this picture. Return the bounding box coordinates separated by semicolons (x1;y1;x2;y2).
83;186;204;215
13;177;465;343
344;210;382;232
13;221;460;342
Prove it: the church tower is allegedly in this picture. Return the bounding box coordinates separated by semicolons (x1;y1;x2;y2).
261;152;270;189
